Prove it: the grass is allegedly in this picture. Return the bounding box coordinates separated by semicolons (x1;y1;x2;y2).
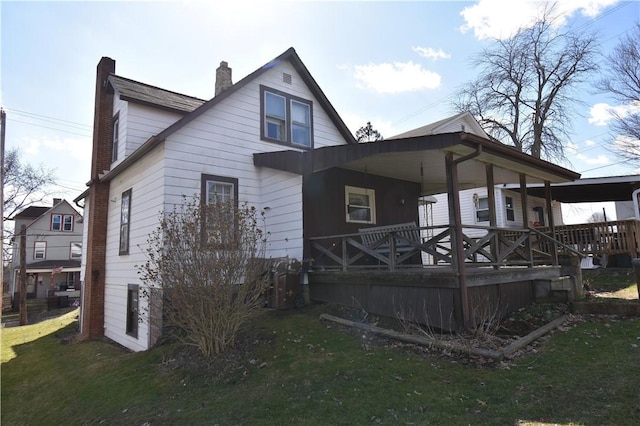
2;304;640;425
583;268;640;300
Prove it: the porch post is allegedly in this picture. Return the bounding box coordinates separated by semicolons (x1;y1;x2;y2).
519;174;533;267
445;153;469;329
485;164;498;268
545;180;559;266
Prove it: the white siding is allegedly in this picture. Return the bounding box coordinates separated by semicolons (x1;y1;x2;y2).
104;144;165;352
616;200;635;220
26;203;82;261
429;187;564;231
161;61;348;261
111;94;184;169
102;58;350;351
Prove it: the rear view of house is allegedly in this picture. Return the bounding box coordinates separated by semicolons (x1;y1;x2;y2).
78;48;356;351
79;48;582;353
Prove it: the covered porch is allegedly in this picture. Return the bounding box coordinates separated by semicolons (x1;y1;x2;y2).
255;132;581;330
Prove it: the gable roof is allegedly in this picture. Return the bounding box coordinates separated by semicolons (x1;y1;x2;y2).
389;112;489;139
13;199;82;227
13;206;50;220
100;47;356;183
109;74;206;114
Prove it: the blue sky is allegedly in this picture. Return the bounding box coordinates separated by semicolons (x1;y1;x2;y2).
2;0;639;222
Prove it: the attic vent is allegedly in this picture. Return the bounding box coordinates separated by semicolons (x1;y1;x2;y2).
461;124;466;132
282;73;292;84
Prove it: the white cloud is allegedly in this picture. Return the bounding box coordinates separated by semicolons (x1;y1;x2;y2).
412;46;451;61
460;0;619;40
575;153;610;165
589;102;640;126
22;137;41;156
585;140;596;146
353;61;441;94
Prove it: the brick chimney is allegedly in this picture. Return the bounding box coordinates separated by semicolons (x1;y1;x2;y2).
53;198;62;206
215;61;232;96
81;56;115;341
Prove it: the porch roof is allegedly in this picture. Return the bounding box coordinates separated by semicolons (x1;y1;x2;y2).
503;174;640;202
254;132;580;195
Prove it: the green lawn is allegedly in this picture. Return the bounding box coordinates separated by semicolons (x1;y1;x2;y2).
2;306;639;425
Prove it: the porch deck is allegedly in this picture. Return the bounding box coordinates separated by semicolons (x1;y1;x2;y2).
307;224;579;331
537;219;640;258
309;265;560;331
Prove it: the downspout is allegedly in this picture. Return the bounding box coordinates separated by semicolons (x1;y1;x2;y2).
447;143;483;330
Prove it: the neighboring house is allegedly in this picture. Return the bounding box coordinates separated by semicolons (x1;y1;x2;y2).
78;48;580;352
428;187;563;232
408;113;563;241
9;199;83;302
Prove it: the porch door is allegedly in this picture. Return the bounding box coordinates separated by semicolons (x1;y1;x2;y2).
26;274;37;299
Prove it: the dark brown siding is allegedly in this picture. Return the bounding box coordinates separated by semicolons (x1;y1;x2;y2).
303;168;422;257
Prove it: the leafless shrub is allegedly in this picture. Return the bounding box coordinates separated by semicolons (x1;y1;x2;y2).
137;196;269;357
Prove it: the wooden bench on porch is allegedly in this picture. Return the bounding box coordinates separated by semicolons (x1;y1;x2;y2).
359;222;422;260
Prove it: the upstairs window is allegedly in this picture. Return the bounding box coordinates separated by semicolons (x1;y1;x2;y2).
345;186;376;224
476;197;489;222
34;241;46;260
51;214;74;231
261;85;313;148
112;113;120;163
119;189;131;255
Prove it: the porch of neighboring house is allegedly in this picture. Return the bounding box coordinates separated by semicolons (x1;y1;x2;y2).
537;219;640;268
256;131;581;331
12;262;81;310
518;176;640;269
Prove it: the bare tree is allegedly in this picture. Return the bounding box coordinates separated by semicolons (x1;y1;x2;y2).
137;196;269;356
3;147;56;262
3;147;56;221
453;10;598;162
597;24;640;164
587;211;606;223
356;122;384;143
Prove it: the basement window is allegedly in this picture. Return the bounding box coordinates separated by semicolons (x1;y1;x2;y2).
126;284;139;338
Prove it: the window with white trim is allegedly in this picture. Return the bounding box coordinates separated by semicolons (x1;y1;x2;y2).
261;85;313;148
70;242;82;259
34;241;46;260
345;186;376;224
505;196;515;222
201;174;239;244
476;197;489;222
119;189;131;255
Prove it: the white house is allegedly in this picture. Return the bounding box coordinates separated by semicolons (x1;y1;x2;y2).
391;113;562;231
78;48;582;351
10;199;83;303
78;48;356;351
